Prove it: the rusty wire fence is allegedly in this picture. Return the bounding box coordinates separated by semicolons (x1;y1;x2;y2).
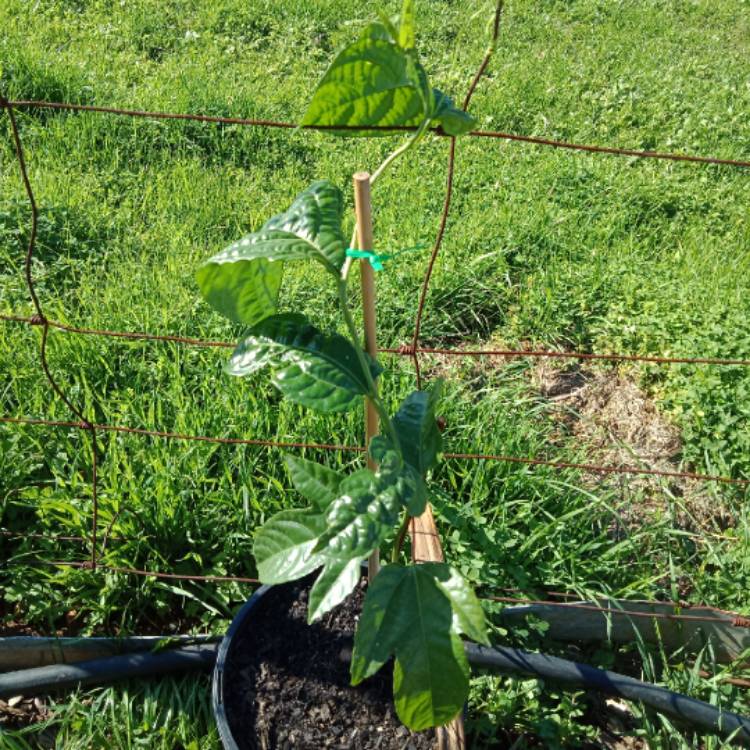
1;22;750;631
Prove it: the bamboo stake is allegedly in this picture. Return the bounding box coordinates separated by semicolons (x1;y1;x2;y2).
353;172;380;581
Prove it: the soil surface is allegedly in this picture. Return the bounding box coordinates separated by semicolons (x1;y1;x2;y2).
222;576;435;749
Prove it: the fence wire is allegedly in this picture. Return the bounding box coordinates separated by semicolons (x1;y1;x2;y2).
1;12;749;632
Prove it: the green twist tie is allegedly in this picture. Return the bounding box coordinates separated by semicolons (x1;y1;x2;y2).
346;242;427;272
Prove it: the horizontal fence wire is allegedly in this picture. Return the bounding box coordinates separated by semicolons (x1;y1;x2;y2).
3;556;748;627
6;99;750;169
2;415;748;486
3;313;750;367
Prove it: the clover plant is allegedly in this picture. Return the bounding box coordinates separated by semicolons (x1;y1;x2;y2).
197;1;489;731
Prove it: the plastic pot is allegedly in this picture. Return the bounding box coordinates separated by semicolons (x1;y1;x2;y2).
212;581;273;750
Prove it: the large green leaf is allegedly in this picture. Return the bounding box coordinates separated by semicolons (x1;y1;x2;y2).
196;181;346;324
307;557;362;623
314;468;401;558
432;89;477;136
351;563;478;730
227;313;381;413
285;455;343;511
195;256;282;326
253;508;326;584
301;22;430;136
392;382;443;477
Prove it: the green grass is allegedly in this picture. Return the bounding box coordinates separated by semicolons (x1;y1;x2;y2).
1;0;749;746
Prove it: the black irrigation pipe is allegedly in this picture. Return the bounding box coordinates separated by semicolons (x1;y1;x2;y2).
2;639;749;745
466;644;750;746
0;644;218;698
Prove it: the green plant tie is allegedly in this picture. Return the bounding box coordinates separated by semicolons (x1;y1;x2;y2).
346;243;427;272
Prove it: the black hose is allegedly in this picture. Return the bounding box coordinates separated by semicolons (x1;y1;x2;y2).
0;644;218;698
2;638;748;745
466;643;750;746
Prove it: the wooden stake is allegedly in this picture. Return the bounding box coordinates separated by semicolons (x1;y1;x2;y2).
353;172;380;581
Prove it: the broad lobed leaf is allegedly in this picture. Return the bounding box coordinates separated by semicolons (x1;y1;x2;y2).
227;313;381;413
351;563;488;730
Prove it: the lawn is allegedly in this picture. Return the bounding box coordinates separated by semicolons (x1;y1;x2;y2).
1;0;749;746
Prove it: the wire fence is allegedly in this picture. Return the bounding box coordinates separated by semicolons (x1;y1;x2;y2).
1;12;750;633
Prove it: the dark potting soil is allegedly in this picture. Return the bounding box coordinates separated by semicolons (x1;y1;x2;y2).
222;576;436;749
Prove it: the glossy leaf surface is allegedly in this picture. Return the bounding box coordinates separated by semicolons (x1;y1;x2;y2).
351;563;484;730
285;455;343;511
314;468;401;557
197;181;346;324
228;314;381;412
391;382;443;477
253;508;326;584
307;557;362;623
195;256;282;326
369;442;427;516
301;23;430;135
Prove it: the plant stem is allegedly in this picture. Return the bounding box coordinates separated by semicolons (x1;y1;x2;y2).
392;512;411;563
347;116;431;251
370;118;431;186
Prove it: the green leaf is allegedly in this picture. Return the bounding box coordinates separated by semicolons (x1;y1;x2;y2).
392;382;443;477
431;565;490;646
228;313;382;413
308;557;362;623
196;181;346;324
370;443;427;516
393;633;467;731
314;468;401;558
195;255;282;326
253;508;326;584
351;564;472;730
432;89;477;136
285;455;343;511
301;23;431;136
398;0;415;49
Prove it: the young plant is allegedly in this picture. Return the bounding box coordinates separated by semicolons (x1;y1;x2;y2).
197;2;489;731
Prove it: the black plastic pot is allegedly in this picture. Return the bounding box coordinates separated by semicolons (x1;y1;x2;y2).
212;581;272;750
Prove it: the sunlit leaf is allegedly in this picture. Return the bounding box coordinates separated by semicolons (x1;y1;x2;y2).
227;313;381;412
301;23;430;136
308;557;362;623
432;89;476;136
253;508;326;584
398;0;415;49
314;468;401;558
285;455;343;510
351;563;482;730
197;181;346;324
